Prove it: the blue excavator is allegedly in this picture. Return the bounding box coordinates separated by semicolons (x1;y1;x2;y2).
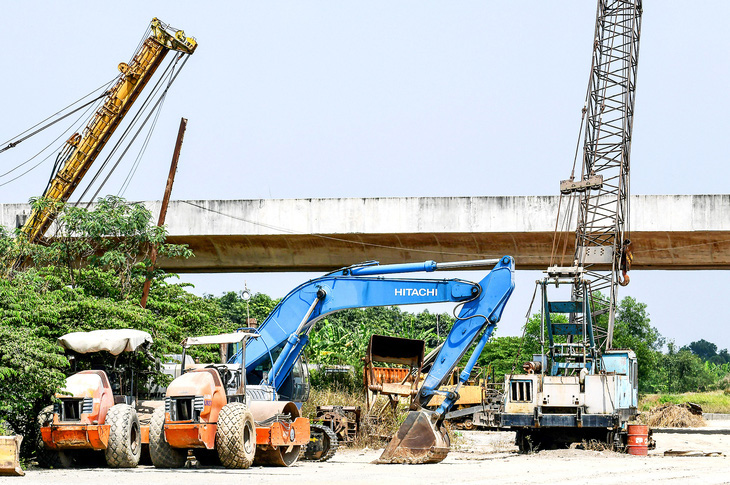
229;256;515;464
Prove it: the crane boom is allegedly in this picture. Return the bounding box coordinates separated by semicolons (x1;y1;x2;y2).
19;18;197;245
558;0;642;350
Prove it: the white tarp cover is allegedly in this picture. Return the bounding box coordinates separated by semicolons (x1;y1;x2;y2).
58;329;153;355
185;331;259;347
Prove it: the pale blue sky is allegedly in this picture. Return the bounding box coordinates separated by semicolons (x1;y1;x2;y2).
1;2;729;349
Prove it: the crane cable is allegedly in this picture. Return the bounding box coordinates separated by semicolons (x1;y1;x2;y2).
117;99;164;198
74;56;180;204
76;53;189;206
506;283;539;387
0;79;115;157
0;93;106;188
117;58;173;197
84;54;188;205
550;0;620;271
67;26;153;198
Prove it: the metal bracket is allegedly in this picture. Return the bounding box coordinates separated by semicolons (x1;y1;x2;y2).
545;266;584;278
559;174;603;194
579;246;614;264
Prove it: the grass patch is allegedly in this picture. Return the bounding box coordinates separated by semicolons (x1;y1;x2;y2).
640;391;730;413
301;386;366;419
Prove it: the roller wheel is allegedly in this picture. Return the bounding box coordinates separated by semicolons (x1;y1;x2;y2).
104;404;141;467
36;405;73;468
149;407;187;468
302;424;338;462
216;402;256;469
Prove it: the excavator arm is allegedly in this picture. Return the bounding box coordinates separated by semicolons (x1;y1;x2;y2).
235;258;513;390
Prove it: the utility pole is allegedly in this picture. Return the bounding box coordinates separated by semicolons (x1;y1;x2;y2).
140;117;187;308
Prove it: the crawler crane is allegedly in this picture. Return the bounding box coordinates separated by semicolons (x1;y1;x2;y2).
502;0;643;451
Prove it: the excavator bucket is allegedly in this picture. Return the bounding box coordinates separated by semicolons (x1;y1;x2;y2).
375;410;450;464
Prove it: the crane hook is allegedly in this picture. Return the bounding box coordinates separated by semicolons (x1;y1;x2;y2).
618;239;633;287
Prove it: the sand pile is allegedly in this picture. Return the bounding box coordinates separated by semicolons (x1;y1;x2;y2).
639;403;706;428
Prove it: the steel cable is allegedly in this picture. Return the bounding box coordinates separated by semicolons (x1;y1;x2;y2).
0;78;116;154
82;54;188;206
74;54;184;205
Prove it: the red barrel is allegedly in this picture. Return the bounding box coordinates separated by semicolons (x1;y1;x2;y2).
627;424;649;456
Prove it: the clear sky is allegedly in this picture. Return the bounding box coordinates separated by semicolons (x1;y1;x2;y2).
1;2;729;350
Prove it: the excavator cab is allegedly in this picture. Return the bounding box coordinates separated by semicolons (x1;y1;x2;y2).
275;355;311;404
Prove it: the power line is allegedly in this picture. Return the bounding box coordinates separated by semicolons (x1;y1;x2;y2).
0;78;115;155
0;101;100;188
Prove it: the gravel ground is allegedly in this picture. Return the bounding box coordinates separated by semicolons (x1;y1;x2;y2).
17;424;730;485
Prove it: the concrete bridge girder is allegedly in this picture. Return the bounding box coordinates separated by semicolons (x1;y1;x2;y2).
2;195;729;273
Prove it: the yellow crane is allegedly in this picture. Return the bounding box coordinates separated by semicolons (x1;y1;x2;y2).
18;18;196;246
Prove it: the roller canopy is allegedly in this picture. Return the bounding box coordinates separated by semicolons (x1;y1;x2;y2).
184;331;259;347
58;329;153;355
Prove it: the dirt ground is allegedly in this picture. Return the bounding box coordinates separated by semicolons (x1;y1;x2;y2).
19;423;730;485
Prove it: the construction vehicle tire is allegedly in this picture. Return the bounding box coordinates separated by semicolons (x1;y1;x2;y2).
302;424;338;462
104;404;141;468
216;402;255;469
36;405;73;469
149;407;186;468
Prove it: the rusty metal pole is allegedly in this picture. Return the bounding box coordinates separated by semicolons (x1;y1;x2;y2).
140;117;187;308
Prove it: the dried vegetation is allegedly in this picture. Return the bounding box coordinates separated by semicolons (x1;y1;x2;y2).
638;403;706;428
302;387;409;449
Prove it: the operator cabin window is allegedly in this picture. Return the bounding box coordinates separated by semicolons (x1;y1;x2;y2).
510;380;533;402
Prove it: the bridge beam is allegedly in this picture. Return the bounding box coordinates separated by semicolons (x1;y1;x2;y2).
3;195;729;272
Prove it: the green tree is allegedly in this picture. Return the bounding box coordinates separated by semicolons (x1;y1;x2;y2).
0;325;68;439
686;339;718;361
478;314;542;383
3;196;192;295
612;296;664;392
660;342;716;393
212;291;279;327
709;349;730;366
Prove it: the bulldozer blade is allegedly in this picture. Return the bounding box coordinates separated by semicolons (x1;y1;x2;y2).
375;410;450;464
